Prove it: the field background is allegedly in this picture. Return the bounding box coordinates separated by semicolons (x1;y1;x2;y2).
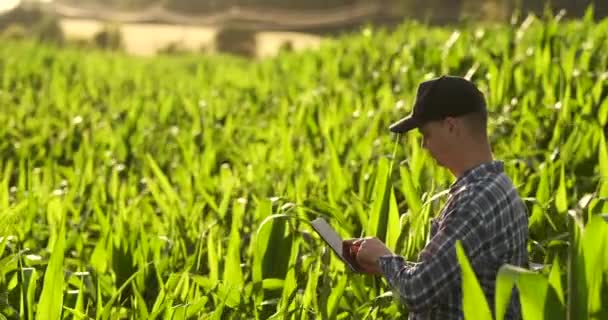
3;0;608;58
1;1;608;320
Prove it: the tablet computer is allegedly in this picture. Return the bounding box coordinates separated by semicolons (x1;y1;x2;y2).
310;217;364;273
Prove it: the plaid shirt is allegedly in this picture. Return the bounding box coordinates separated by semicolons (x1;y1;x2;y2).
378;160;529;320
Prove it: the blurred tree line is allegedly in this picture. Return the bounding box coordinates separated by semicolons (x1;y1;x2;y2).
55;0;608;22
1;0;606;57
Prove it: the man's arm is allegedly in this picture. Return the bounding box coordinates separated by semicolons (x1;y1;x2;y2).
377;205;486;312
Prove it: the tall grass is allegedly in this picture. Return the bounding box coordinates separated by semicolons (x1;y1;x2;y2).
0;6;607;319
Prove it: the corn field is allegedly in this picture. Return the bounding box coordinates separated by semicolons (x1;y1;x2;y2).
0;7;607;320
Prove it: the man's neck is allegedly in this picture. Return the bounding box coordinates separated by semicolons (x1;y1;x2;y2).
451;145;494;179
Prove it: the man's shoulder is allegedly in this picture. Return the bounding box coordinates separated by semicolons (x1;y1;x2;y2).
463;170;519;199
448;172;524;215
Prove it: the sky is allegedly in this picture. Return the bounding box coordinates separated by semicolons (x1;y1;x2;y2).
0;0;54;14
0;0;21;13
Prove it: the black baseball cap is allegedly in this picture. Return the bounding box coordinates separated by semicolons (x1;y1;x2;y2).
389;75;487;133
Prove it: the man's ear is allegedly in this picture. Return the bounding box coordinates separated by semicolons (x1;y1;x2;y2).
444;117;459;135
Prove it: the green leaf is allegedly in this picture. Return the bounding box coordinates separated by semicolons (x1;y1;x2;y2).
207;225;219;284
262;278;284;291
326;137;347;206
272;237;301;318
101;270;143;320
548;256;564;305
223;199;245;288
326;275;347;319
555;163;568;214
568;212;588;320
385;187;401;251
496;263;564;320
301;259;321;319
254;213;293;281
399;165;422;214
531;166;557;232
132;282;150;319
21;267;37;320
367;158;392;242
36;216;65;320
455;241;493;320
598;132;608;213
581;215;607;317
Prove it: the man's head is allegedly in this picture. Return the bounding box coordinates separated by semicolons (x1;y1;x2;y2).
389;75;491;171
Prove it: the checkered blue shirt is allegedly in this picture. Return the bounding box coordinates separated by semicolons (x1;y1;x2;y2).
378;160;529;320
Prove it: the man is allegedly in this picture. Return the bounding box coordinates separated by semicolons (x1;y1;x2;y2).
345;75;529;319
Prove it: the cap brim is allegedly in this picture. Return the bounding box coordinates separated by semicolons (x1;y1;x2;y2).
389;116;420;133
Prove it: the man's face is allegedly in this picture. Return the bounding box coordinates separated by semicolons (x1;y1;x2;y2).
418;119;456;167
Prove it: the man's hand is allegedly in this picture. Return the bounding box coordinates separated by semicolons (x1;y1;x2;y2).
343;237;395;275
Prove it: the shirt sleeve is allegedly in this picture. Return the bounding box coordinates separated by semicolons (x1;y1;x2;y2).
377;204;486;312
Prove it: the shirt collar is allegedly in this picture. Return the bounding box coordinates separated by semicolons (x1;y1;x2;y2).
449;160;504;194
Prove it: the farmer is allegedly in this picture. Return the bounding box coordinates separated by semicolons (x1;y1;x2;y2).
345;75;529;319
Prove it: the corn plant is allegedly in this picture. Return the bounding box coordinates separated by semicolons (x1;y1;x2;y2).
0;5;607;320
